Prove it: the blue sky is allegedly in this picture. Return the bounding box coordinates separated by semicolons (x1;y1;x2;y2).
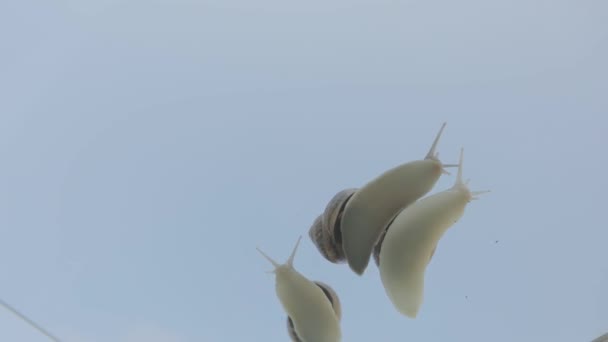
1;0;607;341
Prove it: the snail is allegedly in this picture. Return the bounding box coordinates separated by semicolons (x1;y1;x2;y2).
257;237;342;342
310;123;456;275
378;149;488;318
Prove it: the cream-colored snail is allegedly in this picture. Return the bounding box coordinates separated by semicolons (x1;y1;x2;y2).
379;149;488;318
310;123;456;275
257;237;342;342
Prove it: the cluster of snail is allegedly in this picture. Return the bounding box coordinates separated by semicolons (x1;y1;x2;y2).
257;123;488;341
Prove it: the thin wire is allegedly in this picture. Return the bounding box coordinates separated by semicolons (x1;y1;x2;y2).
0;298;62;342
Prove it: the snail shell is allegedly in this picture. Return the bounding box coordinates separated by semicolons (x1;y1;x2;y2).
308;189;357;263
287;281;342;342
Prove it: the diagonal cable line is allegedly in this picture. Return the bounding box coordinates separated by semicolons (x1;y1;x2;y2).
0;298;62;342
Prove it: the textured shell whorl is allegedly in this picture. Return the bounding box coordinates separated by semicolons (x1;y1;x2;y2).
308;189;357;263
286;281;342;342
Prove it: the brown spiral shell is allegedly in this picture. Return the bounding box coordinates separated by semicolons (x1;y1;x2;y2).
286;281;342;342
308;189;357;263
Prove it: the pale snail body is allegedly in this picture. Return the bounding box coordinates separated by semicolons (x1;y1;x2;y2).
258;237;342;342
379;149;487;318
310;123;455;275
372;214;437;267
287;281;341;342
341;157;444;275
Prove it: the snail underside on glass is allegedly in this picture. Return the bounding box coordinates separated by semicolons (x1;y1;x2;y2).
286;281;341;342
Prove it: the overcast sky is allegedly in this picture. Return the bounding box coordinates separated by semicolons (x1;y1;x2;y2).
1;0;607;341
